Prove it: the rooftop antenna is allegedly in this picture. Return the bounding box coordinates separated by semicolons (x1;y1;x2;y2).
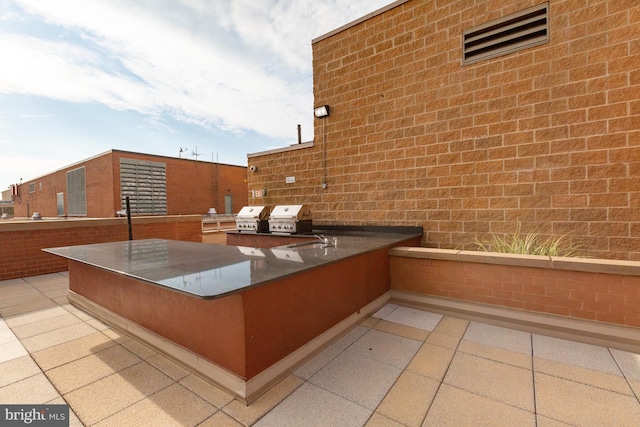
179;147;188;158
192;146;200;162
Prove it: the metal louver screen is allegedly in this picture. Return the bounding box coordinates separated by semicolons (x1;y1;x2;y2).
66;167;87;216
463;3;548;65
120;158;167;215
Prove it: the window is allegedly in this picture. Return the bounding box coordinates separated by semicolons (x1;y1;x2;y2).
28;183;35;193
57;192;64;216
66;167;87;216
120;158;167;215
463;3;549;65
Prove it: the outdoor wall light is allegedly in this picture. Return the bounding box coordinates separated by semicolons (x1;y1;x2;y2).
314;105;330;118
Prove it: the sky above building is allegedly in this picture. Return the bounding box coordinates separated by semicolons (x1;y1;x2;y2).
0;0;392;189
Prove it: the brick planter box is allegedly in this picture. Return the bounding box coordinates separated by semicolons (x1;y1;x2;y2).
390;247;640;351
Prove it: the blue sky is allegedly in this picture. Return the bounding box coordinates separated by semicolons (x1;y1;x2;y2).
0;0;392;189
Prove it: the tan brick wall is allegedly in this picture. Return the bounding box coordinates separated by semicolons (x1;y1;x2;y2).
248;0;640;260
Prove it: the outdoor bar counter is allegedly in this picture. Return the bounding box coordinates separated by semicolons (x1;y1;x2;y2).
44;226;421;403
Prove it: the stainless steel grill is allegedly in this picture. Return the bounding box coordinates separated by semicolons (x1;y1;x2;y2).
235;206;270;233
268;204;312;235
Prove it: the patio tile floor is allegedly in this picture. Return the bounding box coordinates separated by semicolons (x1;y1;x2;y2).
2;272;640;426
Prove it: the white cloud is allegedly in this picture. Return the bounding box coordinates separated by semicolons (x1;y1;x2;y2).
3;0;315;139
0;0;393;188
4;0;391;140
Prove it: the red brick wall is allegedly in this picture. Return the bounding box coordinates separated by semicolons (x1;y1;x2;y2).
14;150;248;218
14;154;114;218
111;152;248;215
390;254;640;328
247;0;640;260
0;216;202;280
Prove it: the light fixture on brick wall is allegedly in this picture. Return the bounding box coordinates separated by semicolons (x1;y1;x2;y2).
314;105;330;118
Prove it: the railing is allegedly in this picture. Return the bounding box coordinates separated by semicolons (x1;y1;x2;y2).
202;214;237;232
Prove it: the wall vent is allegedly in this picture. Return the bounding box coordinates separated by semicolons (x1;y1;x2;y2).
66;167;87;216
120;158;167;215
463;3;548;65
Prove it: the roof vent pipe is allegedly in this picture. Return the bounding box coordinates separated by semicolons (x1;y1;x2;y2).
297;124;302;144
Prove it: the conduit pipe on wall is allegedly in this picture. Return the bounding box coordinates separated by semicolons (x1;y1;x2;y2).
126;196;133;240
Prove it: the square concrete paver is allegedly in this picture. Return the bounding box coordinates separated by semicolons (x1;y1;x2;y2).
294;342;343;380
0;292;48;310
406;343;455;382
0;373;60;404
348;329;421;369
375;370;439;426
533;334;623;375
533;357;634;396
65;362;174;425
309;350;402;410
0;298;58;318
32;332;117;370
222;375;304;426
373;319;429;342
23;273;68;288
379;305;443;331
21;322;97;352
0;339;28;363
373;304;399;319
610;348;640;380
463;321;532;354
0;355;42;388
458;340;533;369
333;325;370;350
122;338;158;360
254;382;371;427
147;353;190;381
423;384;535;427
11;313;83;340
424;316;469;350
199;411;244;427
365;413;406;426
443;352;535;412
4;305;70;329
535;372;640;426
179;374;235;409
45;345;141;394
95;382;216;427
0;280;38;300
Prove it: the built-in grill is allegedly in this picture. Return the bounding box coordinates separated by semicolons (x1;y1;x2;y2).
235;206;270;233
268;204;312;235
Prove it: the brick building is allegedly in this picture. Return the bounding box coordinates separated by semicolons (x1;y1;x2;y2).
247;0;640;260
12;150;248;218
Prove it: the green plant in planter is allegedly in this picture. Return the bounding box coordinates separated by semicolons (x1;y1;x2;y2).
475;222;582;257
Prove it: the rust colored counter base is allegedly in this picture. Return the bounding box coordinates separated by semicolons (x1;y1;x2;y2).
66;246;393;403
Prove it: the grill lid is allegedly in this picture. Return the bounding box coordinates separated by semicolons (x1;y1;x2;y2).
237;206;270;219
269;204;311;220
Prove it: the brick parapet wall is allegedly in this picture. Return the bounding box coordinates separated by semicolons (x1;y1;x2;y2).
390;247;640;328
0;216;202;280
248;0;640;260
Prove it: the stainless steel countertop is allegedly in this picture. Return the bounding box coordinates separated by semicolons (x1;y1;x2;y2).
44;230;421;299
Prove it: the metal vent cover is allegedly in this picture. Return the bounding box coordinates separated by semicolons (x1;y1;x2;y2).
463;3;549;65
120;158;167;215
